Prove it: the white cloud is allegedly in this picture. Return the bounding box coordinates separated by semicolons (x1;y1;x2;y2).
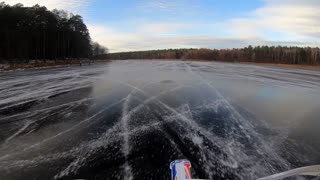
88;24;142;52
88;24;312;52
140;23;191;34
226;0;320;41
89;0;320;52
142;0;178;10
4;0;91;14
141;0;201;12
138;0;209;17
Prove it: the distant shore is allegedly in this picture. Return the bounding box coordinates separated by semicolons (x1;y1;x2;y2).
110;59;320;70
1;59;319;72
238;62;320;70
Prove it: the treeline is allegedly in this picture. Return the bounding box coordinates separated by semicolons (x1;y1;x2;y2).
101;46;320;65
0;2;107;64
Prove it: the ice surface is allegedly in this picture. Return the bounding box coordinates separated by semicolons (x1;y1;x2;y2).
0;61;320;180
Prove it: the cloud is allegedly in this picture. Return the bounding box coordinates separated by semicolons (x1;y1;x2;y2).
139;23;192;34
88;24;141;52
4;0;91;14
141;0;201;12
142;0;178;10
88;0;320;52
88;24;314;52
226;0;320;41
138;0;208;18
264;0;320;7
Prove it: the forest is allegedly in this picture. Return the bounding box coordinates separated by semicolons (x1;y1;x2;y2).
100;46;320;65
0;2;107;64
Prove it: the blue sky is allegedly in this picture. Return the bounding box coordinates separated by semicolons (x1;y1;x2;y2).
5;0;320;52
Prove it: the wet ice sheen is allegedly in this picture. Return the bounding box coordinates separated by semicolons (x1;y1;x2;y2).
0;60;320;180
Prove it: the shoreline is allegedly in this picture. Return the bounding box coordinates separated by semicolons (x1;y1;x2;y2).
0;60;111;72
238;62;320;70
1;59;319;72
110;59;320;70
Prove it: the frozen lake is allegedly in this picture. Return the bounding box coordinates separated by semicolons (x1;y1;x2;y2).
0;60;320;180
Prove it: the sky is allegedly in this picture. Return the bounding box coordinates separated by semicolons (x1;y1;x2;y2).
4;0;320;52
